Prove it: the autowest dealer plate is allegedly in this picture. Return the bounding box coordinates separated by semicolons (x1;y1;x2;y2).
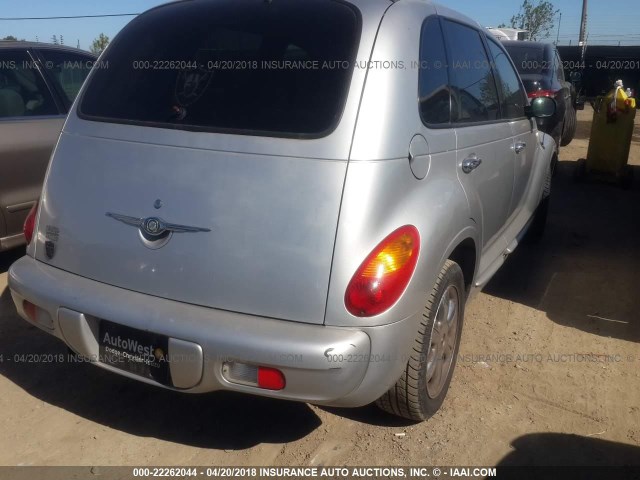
98;320;171;385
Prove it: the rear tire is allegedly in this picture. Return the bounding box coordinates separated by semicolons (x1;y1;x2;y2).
551;152;559;177
525;197;549;243
549;124;562;177
525;166;551;243
376;260;465;422
561;105;577;147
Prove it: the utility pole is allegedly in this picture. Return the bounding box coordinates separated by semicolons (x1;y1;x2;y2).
556;11;562;45
579;0;588;61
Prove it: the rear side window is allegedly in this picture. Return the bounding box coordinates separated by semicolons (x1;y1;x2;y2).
418;17;450;125
486;39;527;119
0;50;58;118
442;20;500;124
79;0;361;137
38;50;93;107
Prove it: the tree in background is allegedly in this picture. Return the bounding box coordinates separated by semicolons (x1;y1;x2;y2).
500;0;559;41
1;35;20;41
90;33;110;55
51;34;58;45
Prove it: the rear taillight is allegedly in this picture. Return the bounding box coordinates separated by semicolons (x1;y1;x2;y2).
528;90;556;99
23;201;39;245
345;225;420;317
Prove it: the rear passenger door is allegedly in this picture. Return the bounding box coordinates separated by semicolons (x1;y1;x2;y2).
442;20;514;252
485;37;533;219
0;49;63;243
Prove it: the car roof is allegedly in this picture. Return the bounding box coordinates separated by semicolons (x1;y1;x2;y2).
502;40;554;51
387;0;481;29
146;0;476;28
0;41;96;56
432;2;481;29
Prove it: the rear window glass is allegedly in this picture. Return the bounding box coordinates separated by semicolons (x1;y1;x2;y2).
79;0;361;138
504;46;548;74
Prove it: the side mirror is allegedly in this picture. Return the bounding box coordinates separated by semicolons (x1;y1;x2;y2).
526;96;556;119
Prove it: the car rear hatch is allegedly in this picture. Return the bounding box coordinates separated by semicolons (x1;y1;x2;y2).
33;0;384;325
503;44;551;94
518;73;552;96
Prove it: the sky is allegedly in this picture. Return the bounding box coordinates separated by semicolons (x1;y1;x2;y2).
1;0;639;52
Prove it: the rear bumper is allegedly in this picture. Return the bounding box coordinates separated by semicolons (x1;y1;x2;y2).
8;256;417;407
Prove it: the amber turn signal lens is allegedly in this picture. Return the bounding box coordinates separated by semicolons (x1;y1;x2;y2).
345;225;420;317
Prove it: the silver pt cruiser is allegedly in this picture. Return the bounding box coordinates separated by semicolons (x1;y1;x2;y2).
9;0;556;421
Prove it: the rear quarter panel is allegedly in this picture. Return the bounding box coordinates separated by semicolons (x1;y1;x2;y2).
325;158;476;328
326;1;478;328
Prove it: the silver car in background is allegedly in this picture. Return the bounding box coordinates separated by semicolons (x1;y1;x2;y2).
8;0;556;421
0;42;95;251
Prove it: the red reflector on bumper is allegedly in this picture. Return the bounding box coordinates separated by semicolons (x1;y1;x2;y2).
257;367;286;390
23;300;37;322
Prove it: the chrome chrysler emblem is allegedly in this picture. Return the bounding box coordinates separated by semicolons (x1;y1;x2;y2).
106;212;210;248
143;217;162;236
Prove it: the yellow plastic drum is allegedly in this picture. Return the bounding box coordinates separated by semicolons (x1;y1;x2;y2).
586;88;636;179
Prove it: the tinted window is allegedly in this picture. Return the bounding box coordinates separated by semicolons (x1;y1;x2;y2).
504;45;547;74
38;50;93;106
418;17;450;125
487;39;526;119
0;50;58;118
80;0;361;137
443;21;500;123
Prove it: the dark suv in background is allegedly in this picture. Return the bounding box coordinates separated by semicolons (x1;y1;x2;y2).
503;41;579;164
0;42;95;251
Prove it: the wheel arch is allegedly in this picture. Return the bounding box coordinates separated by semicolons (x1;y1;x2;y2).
447;237;477;295
436;226;480;299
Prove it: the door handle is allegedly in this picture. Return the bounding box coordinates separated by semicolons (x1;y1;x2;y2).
462;154;482;174
514;142;526;154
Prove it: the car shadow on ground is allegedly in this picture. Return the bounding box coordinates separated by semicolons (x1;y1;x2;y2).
0;282;321;450
319;404;415;428
495;433;640;479
484;161;640;343
0;247;24;274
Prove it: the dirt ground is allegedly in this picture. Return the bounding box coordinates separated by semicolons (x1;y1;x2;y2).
0;106;639;468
